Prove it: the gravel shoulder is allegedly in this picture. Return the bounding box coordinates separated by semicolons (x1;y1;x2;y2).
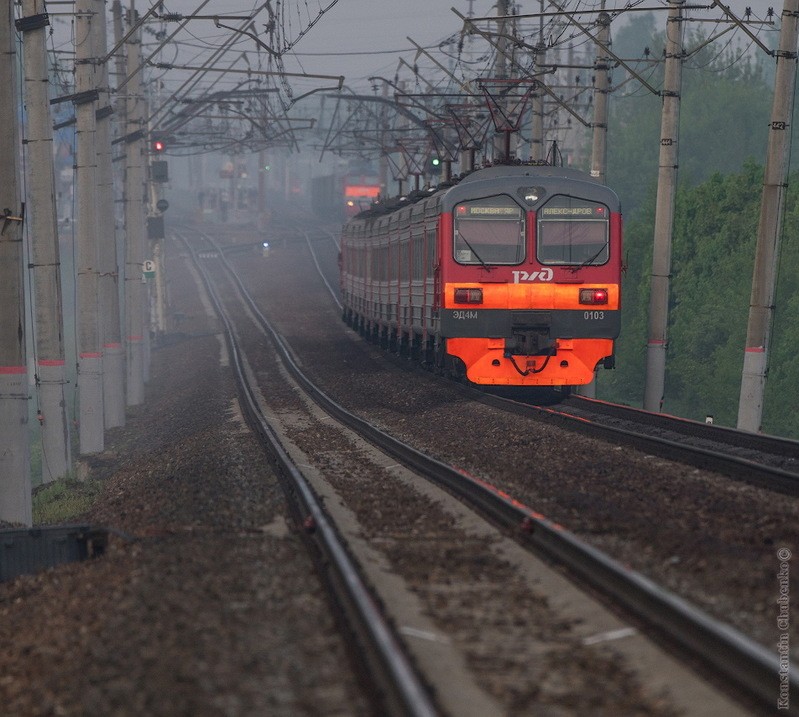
0;237;370;717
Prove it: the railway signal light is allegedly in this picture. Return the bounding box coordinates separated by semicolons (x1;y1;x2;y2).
428;156;442;175
152;139;165;153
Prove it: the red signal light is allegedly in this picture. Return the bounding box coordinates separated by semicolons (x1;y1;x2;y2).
152;139;165;152
454;288;483;304
579;288;608;305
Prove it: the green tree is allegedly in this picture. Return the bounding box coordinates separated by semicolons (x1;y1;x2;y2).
599;12;779;425
602;160;799;439
606;14;772;217
764;189;799;436
600;188;656;404
664;164;762;423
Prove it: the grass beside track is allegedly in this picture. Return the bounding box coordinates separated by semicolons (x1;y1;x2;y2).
32;478;101;525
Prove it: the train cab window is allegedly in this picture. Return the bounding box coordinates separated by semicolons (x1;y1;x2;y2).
537;196;610;266
453;195;525;266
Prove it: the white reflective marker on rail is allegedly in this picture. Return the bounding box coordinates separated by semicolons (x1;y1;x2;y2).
399;626;452;645
582;626;638;646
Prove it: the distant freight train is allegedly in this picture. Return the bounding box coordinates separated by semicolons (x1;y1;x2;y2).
339;164;622;389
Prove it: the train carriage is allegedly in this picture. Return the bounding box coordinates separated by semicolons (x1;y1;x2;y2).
340;164;622;388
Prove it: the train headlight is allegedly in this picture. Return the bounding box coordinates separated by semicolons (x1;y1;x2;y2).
454;288;483;304
579;288;608;305
518;186;546;204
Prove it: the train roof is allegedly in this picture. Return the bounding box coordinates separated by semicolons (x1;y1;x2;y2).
440;164;620;213
349;163;620;222
454;164;596;184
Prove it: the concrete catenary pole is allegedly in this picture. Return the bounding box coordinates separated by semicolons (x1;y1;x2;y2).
530;41;545;162
579;4;612;400
0;0;32;524
590;7;611;185
147;82;167;339
738;0;799;432
18;0;72;481
493;0;510;161
74;0;104;453
124;6;146;405
94;0;125;428
257;149;267;228
379;80;389;196
112;0;127;348
643;0;685;413
112;0;126;170
529;0;545;162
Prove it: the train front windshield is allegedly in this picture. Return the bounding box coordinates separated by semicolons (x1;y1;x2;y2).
537;197;610;266
454;196;525;265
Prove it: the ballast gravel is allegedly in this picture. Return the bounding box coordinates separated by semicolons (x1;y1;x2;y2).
0;231;370;717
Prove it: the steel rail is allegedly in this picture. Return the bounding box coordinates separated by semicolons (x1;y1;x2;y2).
566;393;799;458
177;230;439;717
474;391;799;496
303;231;341;310
208;228;798;715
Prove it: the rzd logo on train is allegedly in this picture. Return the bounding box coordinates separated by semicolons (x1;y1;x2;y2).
512;268;554;283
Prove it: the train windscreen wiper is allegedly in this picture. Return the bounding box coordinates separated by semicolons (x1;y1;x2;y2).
455;230;493;271
568;240;609;273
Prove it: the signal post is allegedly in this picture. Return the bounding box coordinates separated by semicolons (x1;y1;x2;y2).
124;12;146;405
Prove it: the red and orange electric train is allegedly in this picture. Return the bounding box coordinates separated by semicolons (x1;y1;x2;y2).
339;164;622;389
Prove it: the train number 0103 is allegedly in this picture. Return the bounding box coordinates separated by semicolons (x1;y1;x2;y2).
583;310;605;320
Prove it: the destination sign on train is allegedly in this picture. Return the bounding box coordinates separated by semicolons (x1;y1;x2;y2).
457;205;521;216
541;206;606;216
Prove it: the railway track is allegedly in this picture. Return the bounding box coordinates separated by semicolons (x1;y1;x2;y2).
179;229;438;717
565;395;799;480
474;391;799;496
190;226;797;715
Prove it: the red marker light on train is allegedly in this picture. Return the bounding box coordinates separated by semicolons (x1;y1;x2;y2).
579;288;608;305
454;288;483;304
